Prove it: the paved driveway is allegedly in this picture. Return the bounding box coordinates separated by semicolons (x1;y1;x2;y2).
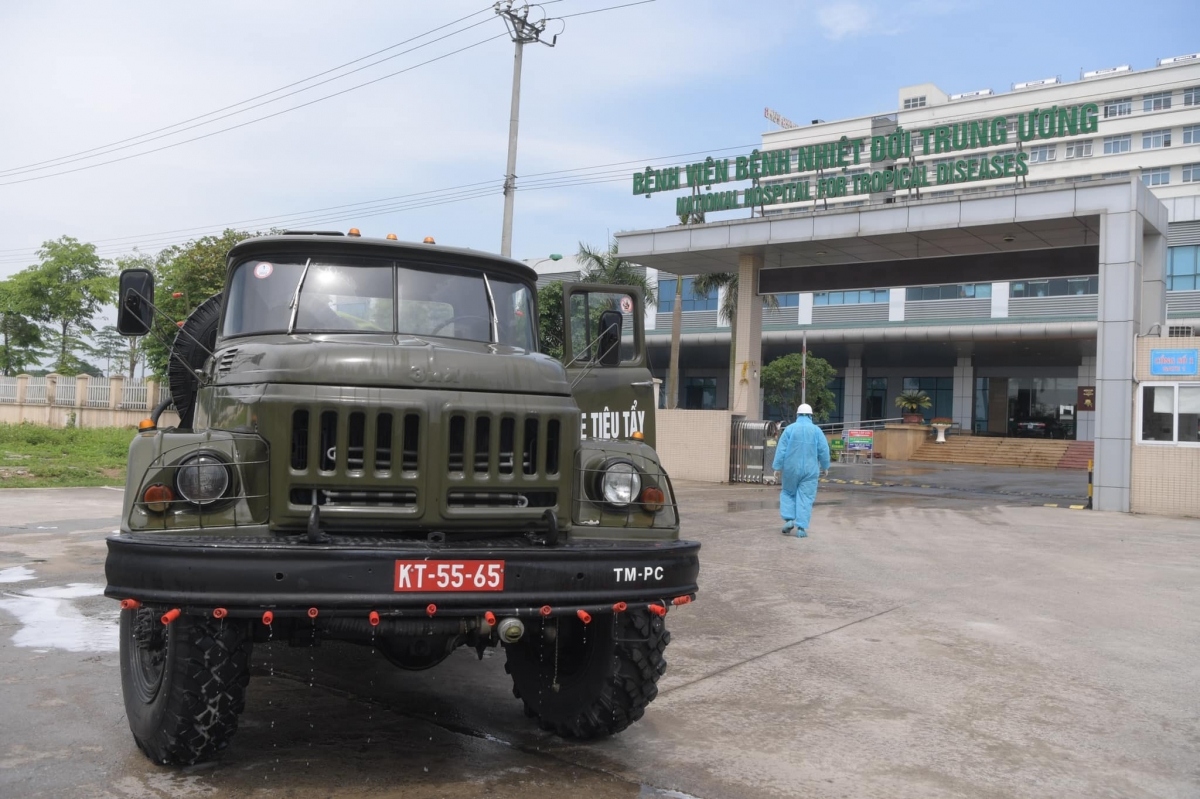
0;473;1196;798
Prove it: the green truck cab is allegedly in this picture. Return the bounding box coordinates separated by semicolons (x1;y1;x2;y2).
105;232;699;765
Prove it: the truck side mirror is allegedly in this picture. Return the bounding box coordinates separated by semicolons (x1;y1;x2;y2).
597;309;622;367
117;268;155;336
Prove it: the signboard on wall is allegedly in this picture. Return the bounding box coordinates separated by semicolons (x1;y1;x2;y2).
1077;386;1096;411
1149;349;1199;376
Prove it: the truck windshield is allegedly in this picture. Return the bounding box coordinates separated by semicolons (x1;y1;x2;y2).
222;256;536;348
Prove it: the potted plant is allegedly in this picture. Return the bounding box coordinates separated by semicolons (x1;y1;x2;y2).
894;390;932;424
930;417;954;443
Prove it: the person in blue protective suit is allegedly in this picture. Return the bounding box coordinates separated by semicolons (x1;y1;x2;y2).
772;403;831;538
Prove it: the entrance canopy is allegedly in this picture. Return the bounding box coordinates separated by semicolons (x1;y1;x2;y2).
615;179;1169;513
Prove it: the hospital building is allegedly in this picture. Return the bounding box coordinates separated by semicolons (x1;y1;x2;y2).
533;51;1200;516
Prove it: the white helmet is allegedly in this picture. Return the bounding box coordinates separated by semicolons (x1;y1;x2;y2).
797;403;813;416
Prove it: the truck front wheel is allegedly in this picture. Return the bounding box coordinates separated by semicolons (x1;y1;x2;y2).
504;609;670;739
119;608;252;765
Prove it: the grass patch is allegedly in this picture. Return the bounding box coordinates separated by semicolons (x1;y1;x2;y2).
0;423;133;488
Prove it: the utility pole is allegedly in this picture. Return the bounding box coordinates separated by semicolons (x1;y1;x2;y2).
495;2;557;257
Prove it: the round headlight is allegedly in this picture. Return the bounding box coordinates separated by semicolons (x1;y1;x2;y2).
601;461;641;507
176;454;230;505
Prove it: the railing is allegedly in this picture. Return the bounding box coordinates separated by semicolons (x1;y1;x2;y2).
55;376;77;406
86;381;110;407
122;379;148;409
25;377;46;404
0;376;16;403
817;417;905;436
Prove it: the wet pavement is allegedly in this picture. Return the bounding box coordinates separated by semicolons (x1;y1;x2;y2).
1;469;1197;799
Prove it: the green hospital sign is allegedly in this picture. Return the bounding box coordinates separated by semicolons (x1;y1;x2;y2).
634;103;1101;216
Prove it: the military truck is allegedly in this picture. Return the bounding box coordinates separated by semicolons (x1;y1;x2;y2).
105;232;700;766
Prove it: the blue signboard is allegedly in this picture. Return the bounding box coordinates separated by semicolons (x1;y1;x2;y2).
1150;349;1199;376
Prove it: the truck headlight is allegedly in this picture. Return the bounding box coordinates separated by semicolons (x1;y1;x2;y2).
600;460;641;507
175;453;231;505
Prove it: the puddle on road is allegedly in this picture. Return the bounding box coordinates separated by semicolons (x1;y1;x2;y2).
0;575;118;653
0;565;36;583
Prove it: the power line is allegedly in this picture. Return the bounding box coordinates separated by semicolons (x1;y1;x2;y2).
0;5;496;177
0;144;756;255
0;27;504;183
0;0;660;185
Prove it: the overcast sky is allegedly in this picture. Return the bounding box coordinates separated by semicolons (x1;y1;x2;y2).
1;0;1197;278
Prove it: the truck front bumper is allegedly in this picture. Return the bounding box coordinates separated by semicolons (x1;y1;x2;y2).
105;533;700;619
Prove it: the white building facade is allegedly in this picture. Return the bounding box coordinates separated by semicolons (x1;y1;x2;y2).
627;55;1200;444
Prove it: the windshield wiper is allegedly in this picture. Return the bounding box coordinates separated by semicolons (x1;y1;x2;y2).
286;258;313;334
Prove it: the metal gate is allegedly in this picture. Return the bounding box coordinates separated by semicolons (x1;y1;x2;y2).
730;419;781;483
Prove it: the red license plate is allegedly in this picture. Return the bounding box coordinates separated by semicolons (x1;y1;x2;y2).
393;560;505;592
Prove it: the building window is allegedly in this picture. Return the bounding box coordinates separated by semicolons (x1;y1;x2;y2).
813;289;889;306
1006;119;1018;136
1065;141;1093;159
905;283;992;301
903;96;926;110
1183;125;1200;145
1169;246;1200;290
1103;97;1132;118
1139;384;1200;445
1143;167;1171;187
1028;144;1057;163
765;293;800;308
683;377;718;410
902;377;954;422
1185;86;1200;106
1142;90;1171;110
1010;276;1098;297
1184;164;1200;183
864;377;888;421
1142;129;1172;149
657;277;717;313
1101;171;1130;179
1103;135;1131;154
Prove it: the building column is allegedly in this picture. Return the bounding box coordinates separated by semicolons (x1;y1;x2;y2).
888;288;905;322
1076;355;1096;442
1094;201;1160;512
843;358;863;425
990;282;1009;318
730;252;764;419
952;357;973;432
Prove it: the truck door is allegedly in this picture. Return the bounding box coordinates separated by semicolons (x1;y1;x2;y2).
562;283;656;448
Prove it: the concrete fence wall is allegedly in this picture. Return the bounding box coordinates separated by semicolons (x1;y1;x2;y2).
0;374;180;429
656;409;733;483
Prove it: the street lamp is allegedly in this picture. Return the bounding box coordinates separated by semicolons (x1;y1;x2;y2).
530;253;563;269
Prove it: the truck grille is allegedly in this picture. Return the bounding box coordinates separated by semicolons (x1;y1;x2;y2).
445;412;561;478
275;393;573;530
291;409;421;475
290;488;418;508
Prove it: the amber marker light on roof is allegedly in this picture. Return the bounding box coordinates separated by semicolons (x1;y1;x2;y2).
138;419;156;431
386;233;398;240
423;236;436;244
348;228;361;237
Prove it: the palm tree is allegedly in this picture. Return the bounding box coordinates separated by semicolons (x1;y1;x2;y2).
576;241;655;306
691;273;779;410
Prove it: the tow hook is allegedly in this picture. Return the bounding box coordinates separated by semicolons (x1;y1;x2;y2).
497;617;525;643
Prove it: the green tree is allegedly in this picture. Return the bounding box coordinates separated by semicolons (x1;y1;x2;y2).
535;241;655;365
536;281;565;361
92;324;141;377
761;352;837;423
0;281;47;376
10;236;112;375
141;230;255;378
576;240;655;306
665;205;705;409
690;272;779;409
